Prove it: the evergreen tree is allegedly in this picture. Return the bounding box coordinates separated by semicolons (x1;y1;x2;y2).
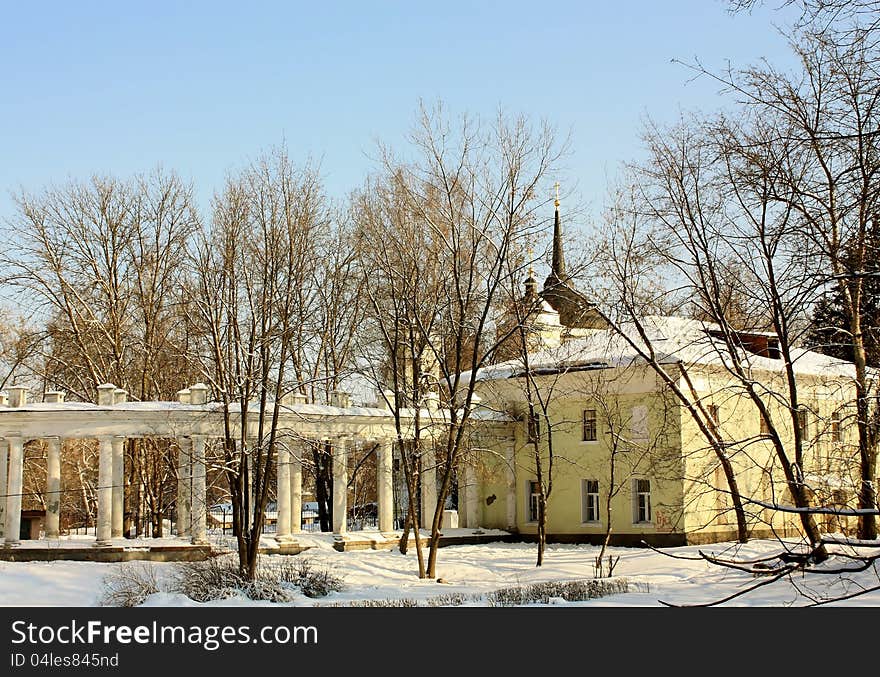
808;223;880;367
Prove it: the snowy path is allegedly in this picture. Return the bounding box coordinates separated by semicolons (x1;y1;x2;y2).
1;539;878;607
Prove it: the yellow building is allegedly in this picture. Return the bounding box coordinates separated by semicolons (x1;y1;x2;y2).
462;202;863;546
468;315;861;545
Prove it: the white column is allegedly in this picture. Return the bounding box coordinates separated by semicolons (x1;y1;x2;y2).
332;438;348;535
463;464;480;529
420;448;437;530
4;437;23;545
46;437;62;538
96;437;113;545
290;449;302;534
377;439;394;534
276;443;291;540
111;437;124;538
176;437;191;537
190;435;207;544
505;443;517;530
0;439;8;540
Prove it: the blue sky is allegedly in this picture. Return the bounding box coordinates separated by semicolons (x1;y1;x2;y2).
0;1;800;226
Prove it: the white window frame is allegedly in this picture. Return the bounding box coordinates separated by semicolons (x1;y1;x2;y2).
630;405;649;443
582;479;600;523
796;408;810;442
632;478;652;524
707;404;720;438
759;411;770;436
830;409;842;443
582;409;598;442
527;480;541;523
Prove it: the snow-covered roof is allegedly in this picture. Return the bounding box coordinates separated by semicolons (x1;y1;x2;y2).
469;315;862;384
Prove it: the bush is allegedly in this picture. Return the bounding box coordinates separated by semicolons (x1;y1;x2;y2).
168;556;249;603
486;579;632;606
327;598;420;607
99;562;161;607
163;554;344;604
272;557;345;598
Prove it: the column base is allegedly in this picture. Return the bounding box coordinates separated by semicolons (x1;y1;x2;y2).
94;540;114;548
190;538;210;546
3;540;21;548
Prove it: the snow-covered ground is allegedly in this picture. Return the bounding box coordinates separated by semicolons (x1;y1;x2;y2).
1;536;878;607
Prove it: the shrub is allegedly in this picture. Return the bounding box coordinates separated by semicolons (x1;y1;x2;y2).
327;598;420;607
486;579;632;606
163;554;344;603
99;562;161;607
270;557;345;598
168;555;247;603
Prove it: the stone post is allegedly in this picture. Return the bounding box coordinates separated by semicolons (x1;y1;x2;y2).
4;436;23;546
505;443;517;530
463;464;480;529
290;448;303;534
46;437;62;538
96;384;116;406
96;437;113;545
7;386;27;408
191;435;207;544
189;383;209;405
276;443;292;541
177;437;192;537
0;439;8;541
111;437;125;538
332;438;348;535
420;448;437;530
377;439;394;534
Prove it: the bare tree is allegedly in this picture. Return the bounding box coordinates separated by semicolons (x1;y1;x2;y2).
715;28;880;540
355;103;567;578
188;147;327;579
3;170;200;536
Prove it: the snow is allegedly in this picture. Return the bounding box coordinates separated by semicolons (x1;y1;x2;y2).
465;315;867;384
1;536;878;607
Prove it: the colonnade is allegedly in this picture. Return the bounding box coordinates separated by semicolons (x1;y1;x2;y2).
0;382;516;549
0;432;208;547
0;432;513;546
274;437;397;540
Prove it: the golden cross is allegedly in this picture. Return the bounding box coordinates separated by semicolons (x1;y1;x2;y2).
554;181;560;207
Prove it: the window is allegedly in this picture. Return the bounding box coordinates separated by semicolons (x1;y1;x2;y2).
706;404;720;438
632;478;652;524
796;409;810;442
527;480;541;522
582;479;600;522
830;409;842;443
582;409;597;442
630;405;648;442
759;411;770;435
714;466;729;524
527;412;540;443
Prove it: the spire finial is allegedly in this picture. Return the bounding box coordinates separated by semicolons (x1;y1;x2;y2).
527;240;535;277
554;182;560;208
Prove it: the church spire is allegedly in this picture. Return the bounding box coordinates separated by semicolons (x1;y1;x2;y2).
545;182;568;289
